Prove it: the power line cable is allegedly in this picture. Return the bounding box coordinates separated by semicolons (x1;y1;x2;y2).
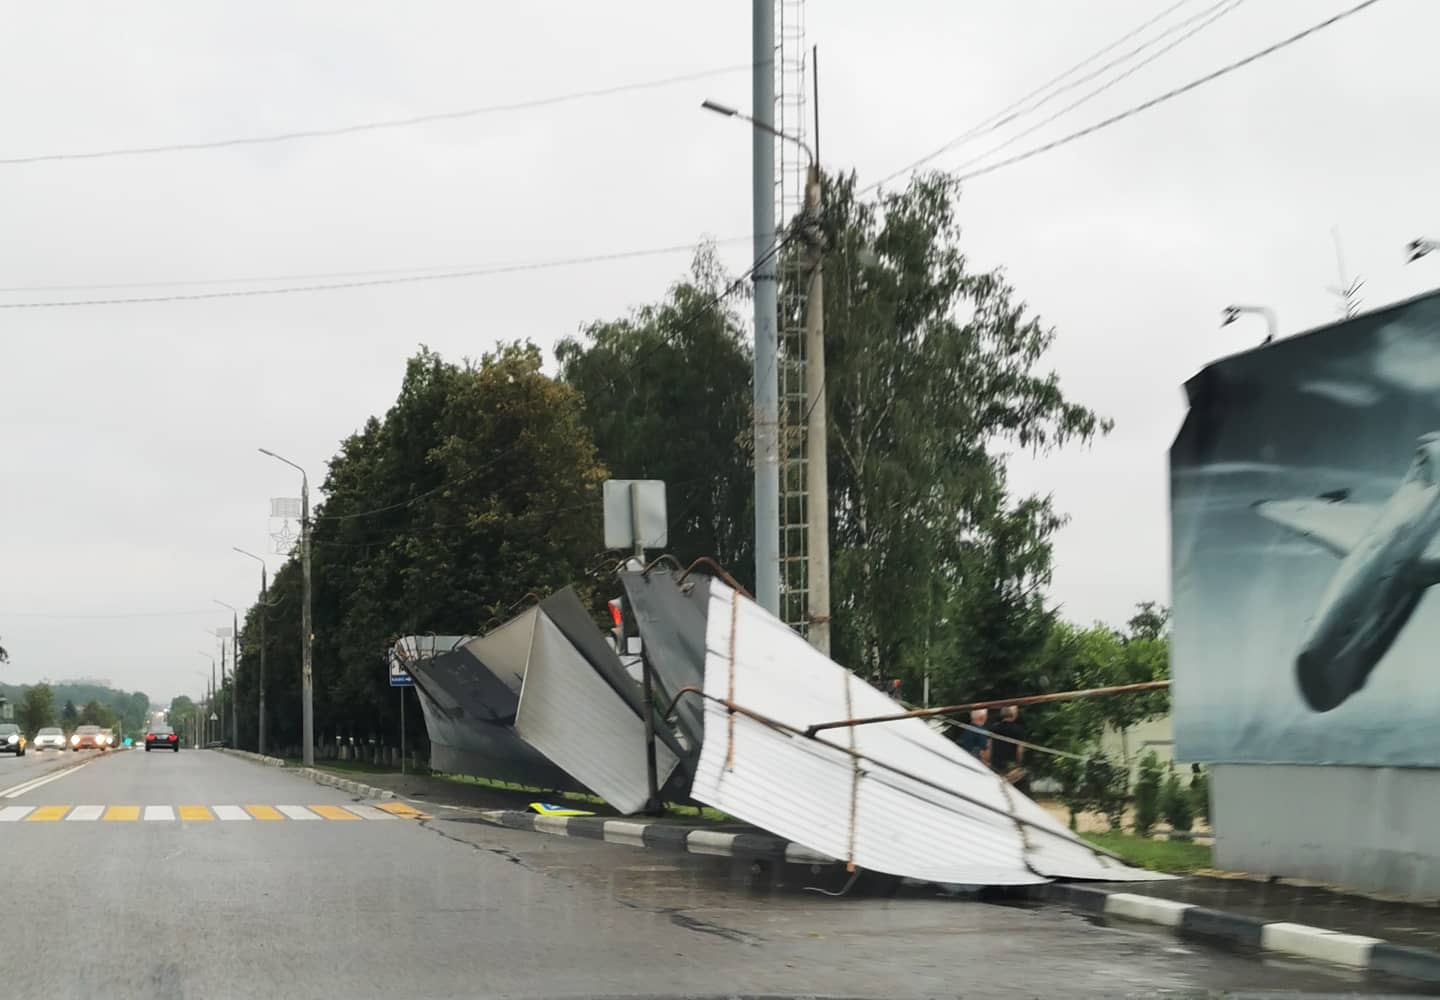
861;0;1207;195
307;232;795;528
924;0;1388;187
943;0;1247;180
0;239;744;309
0;608;224;620
0;235;753;295
0;63;756;166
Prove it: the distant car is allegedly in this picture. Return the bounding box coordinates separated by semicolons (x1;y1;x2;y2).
71;725;103;751
31;727;66;751
0;724;26;756
145;725;179;753
99;728;116;750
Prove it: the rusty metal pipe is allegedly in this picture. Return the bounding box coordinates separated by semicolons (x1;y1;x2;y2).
804;680;1171;737
678;556;753;598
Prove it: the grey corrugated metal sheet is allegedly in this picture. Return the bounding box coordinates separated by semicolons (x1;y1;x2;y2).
618;570;705;757
461;609;537;694
515;612;678;815
690;580;1162;885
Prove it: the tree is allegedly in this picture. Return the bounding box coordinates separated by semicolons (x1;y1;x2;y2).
816;170;1109;695
60;700;78;728
168;696;197;745
556;246;755;582
250;344;608;753
1161;770;1194;833
17;683;55;735
78;699;115;728
1133;751;1165;836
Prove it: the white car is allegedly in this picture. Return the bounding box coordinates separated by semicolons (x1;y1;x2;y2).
32;727;66;751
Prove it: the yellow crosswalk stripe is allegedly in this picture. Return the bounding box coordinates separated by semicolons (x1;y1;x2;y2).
375;801;428;819
178;805;213;821
309;805;360;821
102;806;140;822
26;805;69;822
243;804;284;821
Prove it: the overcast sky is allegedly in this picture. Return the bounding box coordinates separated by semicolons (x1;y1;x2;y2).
1;0;1433;702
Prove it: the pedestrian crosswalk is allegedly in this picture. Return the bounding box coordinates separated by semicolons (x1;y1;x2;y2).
0;802;427;823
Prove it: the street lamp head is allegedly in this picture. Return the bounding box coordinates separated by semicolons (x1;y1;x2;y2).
700;99;739;118
257;447;278;459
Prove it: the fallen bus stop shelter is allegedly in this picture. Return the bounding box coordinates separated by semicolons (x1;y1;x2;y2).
397;567;1164;887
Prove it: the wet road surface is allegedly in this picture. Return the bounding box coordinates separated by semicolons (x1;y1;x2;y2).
1;748;1431;998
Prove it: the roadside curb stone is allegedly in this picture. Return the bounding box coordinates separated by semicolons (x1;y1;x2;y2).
218;748;395;799
1023;881;1440;983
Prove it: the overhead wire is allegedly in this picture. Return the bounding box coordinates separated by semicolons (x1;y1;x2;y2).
0;62;757;166
861;0;1207;194
0;239;750;309
868;0;1389;191
943;0;1247;180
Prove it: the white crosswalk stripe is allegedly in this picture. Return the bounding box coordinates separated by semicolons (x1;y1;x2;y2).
66;805;104;821
343;804;397;821
143;806;175;821
212;805;250;821
0;806;34;822
277;805;319;820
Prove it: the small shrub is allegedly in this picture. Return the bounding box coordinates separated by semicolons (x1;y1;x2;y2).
1085;756;1129;832
1161;770;1194;833
1133;751;1164;836
1188;765;1210;824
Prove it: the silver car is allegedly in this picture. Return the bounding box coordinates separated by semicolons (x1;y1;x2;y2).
31;727;66;751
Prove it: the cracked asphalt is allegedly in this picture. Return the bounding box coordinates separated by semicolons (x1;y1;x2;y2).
0;749;1431;998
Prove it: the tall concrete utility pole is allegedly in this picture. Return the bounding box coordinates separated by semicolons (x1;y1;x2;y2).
752;0;780;616
802;48;830;656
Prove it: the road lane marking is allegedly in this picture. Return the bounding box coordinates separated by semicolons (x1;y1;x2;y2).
213;805;251;821
66;805;104;822
178;805;213;821
0;806;35;822
0;759;94;799
103;806;140;822
277;805;319;821
343;804;397;820
309;805;360;821
244;805;284;821
26;805;69;822
375;802;429;819
144;806;175;822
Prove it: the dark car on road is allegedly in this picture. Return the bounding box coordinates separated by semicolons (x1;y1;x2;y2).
145;724;179;753
0;724;26;756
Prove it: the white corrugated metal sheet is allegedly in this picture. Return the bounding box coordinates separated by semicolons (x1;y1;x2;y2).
691;580;1162;885
463;609;537;693
515;612;678;815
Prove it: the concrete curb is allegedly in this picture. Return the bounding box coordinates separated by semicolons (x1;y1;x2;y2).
1025;882;1440;983
468;807;838;867
217;749;396;800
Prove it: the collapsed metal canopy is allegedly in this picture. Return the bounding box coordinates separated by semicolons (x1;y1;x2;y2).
690;579;1164;886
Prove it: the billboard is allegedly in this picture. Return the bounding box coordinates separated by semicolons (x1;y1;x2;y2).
1172;289;1440;766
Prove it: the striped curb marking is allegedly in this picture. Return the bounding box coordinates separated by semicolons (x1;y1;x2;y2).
1027;882;1440;983
0;804;425;823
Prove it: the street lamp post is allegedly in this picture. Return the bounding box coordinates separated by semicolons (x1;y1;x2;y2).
1221;305;1278;345
234;548;268;755
215;600;240;748
702;92;832;655
198;653;214;744
259;447;313;765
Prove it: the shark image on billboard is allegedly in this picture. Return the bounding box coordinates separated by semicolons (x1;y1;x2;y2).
1171;289;1440;766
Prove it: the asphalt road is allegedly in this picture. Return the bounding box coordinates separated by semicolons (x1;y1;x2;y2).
0;749;1428;999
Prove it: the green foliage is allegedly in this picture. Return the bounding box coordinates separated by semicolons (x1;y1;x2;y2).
1053;754;1128;832
168;696;197;745
1189;766;1210;824
78;699;116;728
1161;770;1194;833
556;246;755;582
1082;832;1212;874
1133;751;1165;836
60;700;78;727
815;171;1109;698
241;344;608;752
18;683;55;734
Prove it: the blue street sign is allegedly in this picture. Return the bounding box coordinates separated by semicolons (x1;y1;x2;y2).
387;650;415;688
